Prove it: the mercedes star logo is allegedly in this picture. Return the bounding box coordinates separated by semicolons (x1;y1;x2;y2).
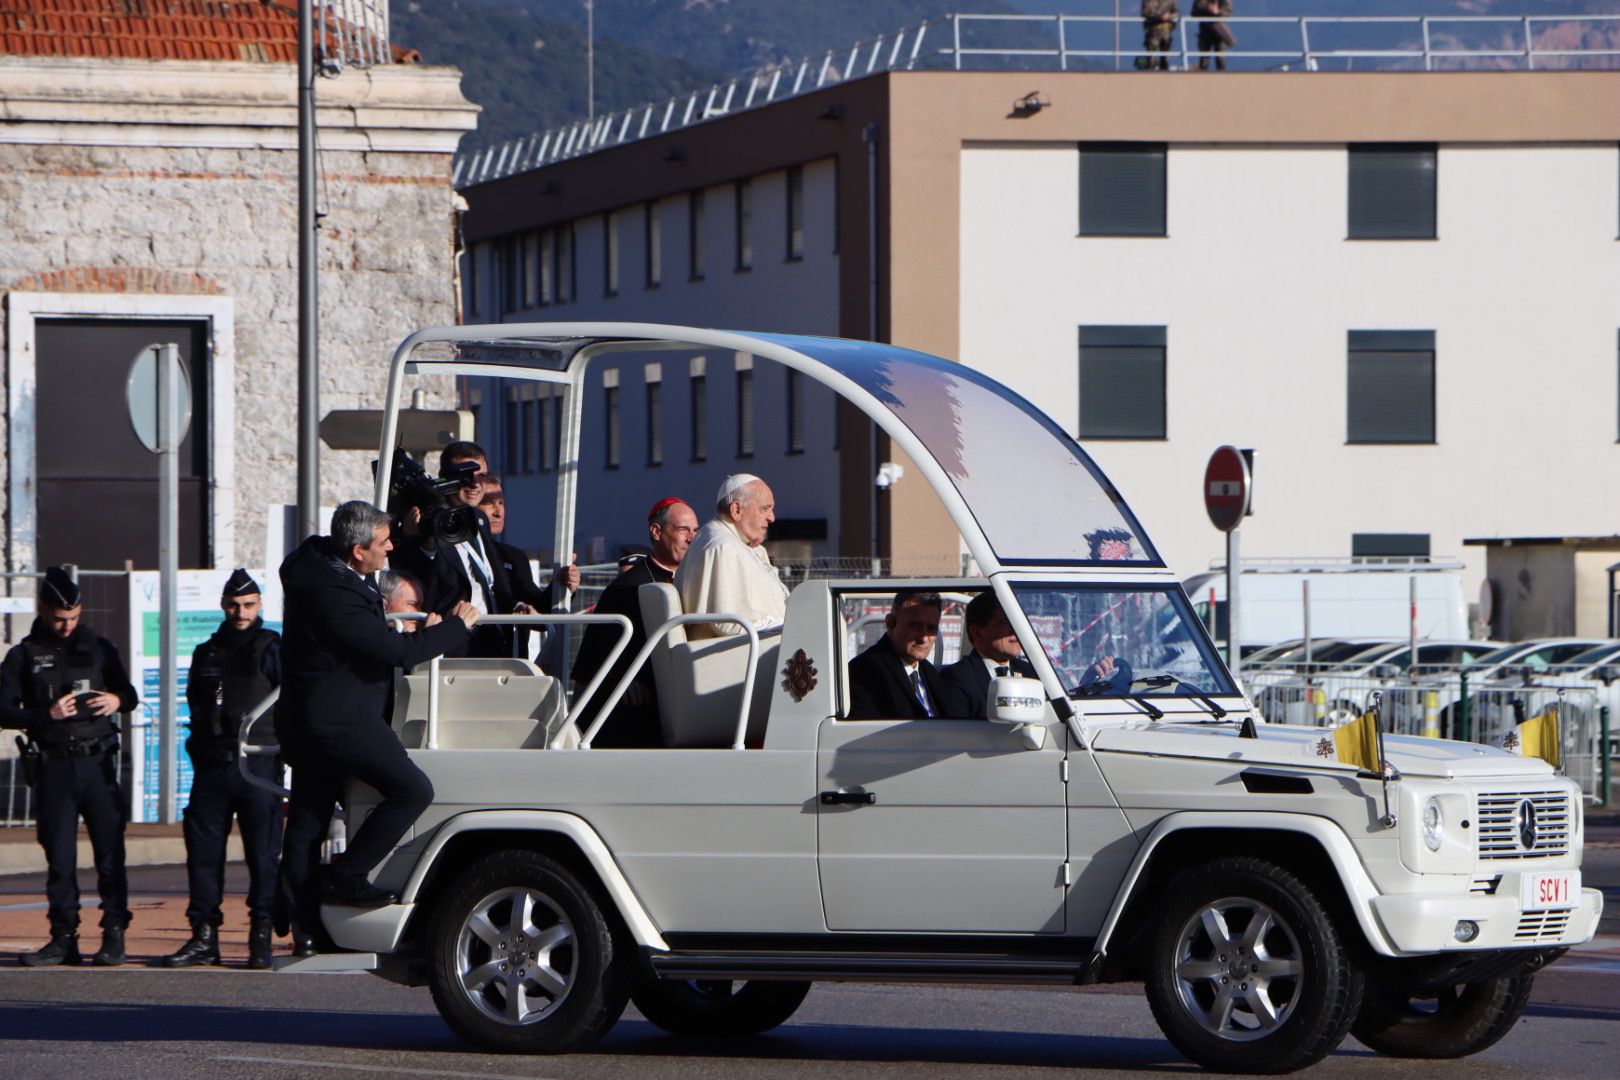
1516;798;1538;851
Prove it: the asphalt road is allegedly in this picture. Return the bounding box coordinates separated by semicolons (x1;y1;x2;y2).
0;846;1616;1079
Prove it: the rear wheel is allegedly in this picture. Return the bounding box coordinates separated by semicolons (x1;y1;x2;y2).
1144;857;1362;1074
632;978;811;1038
428;849;629;1053
1352;973;1533;1058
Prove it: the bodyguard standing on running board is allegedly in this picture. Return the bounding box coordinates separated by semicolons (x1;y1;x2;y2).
0;567;139;967
274;501;478;957
164;569;283;970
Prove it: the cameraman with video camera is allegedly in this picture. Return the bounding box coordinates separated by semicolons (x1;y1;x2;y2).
389;440;576;659
0;567;139;967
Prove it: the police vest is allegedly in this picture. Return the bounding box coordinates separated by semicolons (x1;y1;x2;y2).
21;630;116;747
186;629;277;765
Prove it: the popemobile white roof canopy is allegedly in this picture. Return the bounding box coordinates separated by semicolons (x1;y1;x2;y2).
376;323;1166;578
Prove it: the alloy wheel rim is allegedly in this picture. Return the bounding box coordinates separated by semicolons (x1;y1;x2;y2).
1171;896;1304;1041
455;886;576;1025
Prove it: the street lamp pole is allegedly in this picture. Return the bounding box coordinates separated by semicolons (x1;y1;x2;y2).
297;0;320;540
585;0;596;122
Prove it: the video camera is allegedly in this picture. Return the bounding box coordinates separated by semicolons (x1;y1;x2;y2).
381;448;480;546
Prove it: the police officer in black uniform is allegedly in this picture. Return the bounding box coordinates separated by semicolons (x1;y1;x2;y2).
0;567;139;967
163;569;283;970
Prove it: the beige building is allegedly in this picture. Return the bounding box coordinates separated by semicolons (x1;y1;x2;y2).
457;32;1620;606
1;3;477;578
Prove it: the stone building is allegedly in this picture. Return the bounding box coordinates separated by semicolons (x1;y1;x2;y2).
1;1;477;576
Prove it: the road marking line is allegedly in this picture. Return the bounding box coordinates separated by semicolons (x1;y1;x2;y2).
214;1055;545;1079
1550;960;1620;974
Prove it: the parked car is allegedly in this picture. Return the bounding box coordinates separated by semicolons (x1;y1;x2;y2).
245;325;1600;1074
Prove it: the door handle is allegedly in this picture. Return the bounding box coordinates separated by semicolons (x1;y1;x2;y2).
819;789;876;806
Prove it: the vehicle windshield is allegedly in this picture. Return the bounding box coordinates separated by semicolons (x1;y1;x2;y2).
1012;585;1237;698
1562;643;1620;668
1462;644;1526;670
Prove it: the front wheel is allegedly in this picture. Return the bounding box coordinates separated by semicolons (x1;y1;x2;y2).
632;978;811;1038
1144;856;1363;1074
427;850;629;1053
1352;973;1533;1058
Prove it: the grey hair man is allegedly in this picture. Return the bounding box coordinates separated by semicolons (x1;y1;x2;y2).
673;473;790;640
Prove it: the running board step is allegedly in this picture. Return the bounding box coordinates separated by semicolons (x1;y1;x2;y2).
649;951;1087;983
272;951;378;974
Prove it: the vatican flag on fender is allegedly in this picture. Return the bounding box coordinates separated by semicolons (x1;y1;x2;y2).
1494;705;1561;768
1333;707;1383;774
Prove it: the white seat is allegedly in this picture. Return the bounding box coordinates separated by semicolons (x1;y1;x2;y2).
638;582;778;747
392;657;570;749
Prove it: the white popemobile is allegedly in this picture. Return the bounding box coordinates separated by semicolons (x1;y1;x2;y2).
243;325;1601;1074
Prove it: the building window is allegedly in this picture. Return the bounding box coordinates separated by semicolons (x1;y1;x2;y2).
539;229;554;305
500;236;520;314
786;369;805;454
520;389;536;474
735;179;753;270
1078;325;1167;439
604;212;619;297
690;370;708;462
604;382;621;469
555;223;575;303
786;165;804;260
466;243;481;317
645;202;662;287
736;365;754;458
521;232;539;309
1079;143;1166;237
1348;330;1435;444
1352;533;1431;559
689;190;706;280
646;379;663;466
503;386;521;470
1348;144;1437;240
538;387;556;472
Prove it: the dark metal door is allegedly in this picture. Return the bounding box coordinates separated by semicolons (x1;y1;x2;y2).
34;319;211;570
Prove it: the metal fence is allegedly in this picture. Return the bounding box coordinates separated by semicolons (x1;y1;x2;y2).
454;11;1620;188
1254;672;1611;804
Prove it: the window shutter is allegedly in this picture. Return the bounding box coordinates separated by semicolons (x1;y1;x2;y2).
1080;143;1167;237
1348;145;1437;239
1347;330;1435;443
1078;326;1167;439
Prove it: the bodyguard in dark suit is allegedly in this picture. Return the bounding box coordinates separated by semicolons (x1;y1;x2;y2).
847;590;964;720
570;497;700;746
275;501;477;954
479;474;579;661
942;591;1040;719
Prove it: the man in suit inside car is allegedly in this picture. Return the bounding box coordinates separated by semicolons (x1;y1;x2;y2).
846;590;964;720
941;591;1039;719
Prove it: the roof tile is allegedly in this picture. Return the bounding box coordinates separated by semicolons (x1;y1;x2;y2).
0;0;411;63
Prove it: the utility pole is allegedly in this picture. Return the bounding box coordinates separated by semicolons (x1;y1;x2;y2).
585;0;596;122
297;0;320;541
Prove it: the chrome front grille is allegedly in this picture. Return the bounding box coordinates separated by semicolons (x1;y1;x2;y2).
1515;910;1571;942
1476;790;1571;860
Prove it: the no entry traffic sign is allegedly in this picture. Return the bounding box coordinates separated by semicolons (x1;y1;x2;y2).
1204;445;1252;532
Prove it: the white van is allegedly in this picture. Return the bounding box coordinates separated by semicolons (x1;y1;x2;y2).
1184;558;1470;648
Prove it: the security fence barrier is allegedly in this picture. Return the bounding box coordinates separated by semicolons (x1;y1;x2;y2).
1253;669;1611;804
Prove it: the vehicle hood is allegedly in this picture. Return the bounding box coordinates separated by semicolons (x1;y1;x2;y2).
1086;719;1557;781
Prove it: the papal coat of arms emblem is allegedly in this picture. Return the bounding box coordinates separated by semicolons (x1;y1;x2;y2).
781;649;818;701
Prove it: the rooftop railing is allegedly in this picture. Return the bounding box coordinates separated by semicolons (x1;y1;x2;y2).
453;12;1620;188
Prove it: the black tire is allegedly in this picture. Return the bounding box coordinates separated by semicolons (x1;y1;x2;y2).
1144;856;1363;1074
632;978;811;1038
427;849;629;1053
1352;973;1533;1058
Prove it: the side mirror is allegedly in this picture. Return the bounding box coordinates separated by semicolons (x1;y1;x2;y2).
1597;664;1620;686
988;675;1048;749
1374;664;1400;681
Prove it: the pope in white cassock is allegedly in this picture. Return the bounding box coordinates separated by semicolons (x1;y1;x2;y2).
675;473;790;640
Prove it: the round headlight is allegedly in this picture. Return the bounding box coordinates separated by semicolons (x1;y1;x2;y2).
1422;796;1445;852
